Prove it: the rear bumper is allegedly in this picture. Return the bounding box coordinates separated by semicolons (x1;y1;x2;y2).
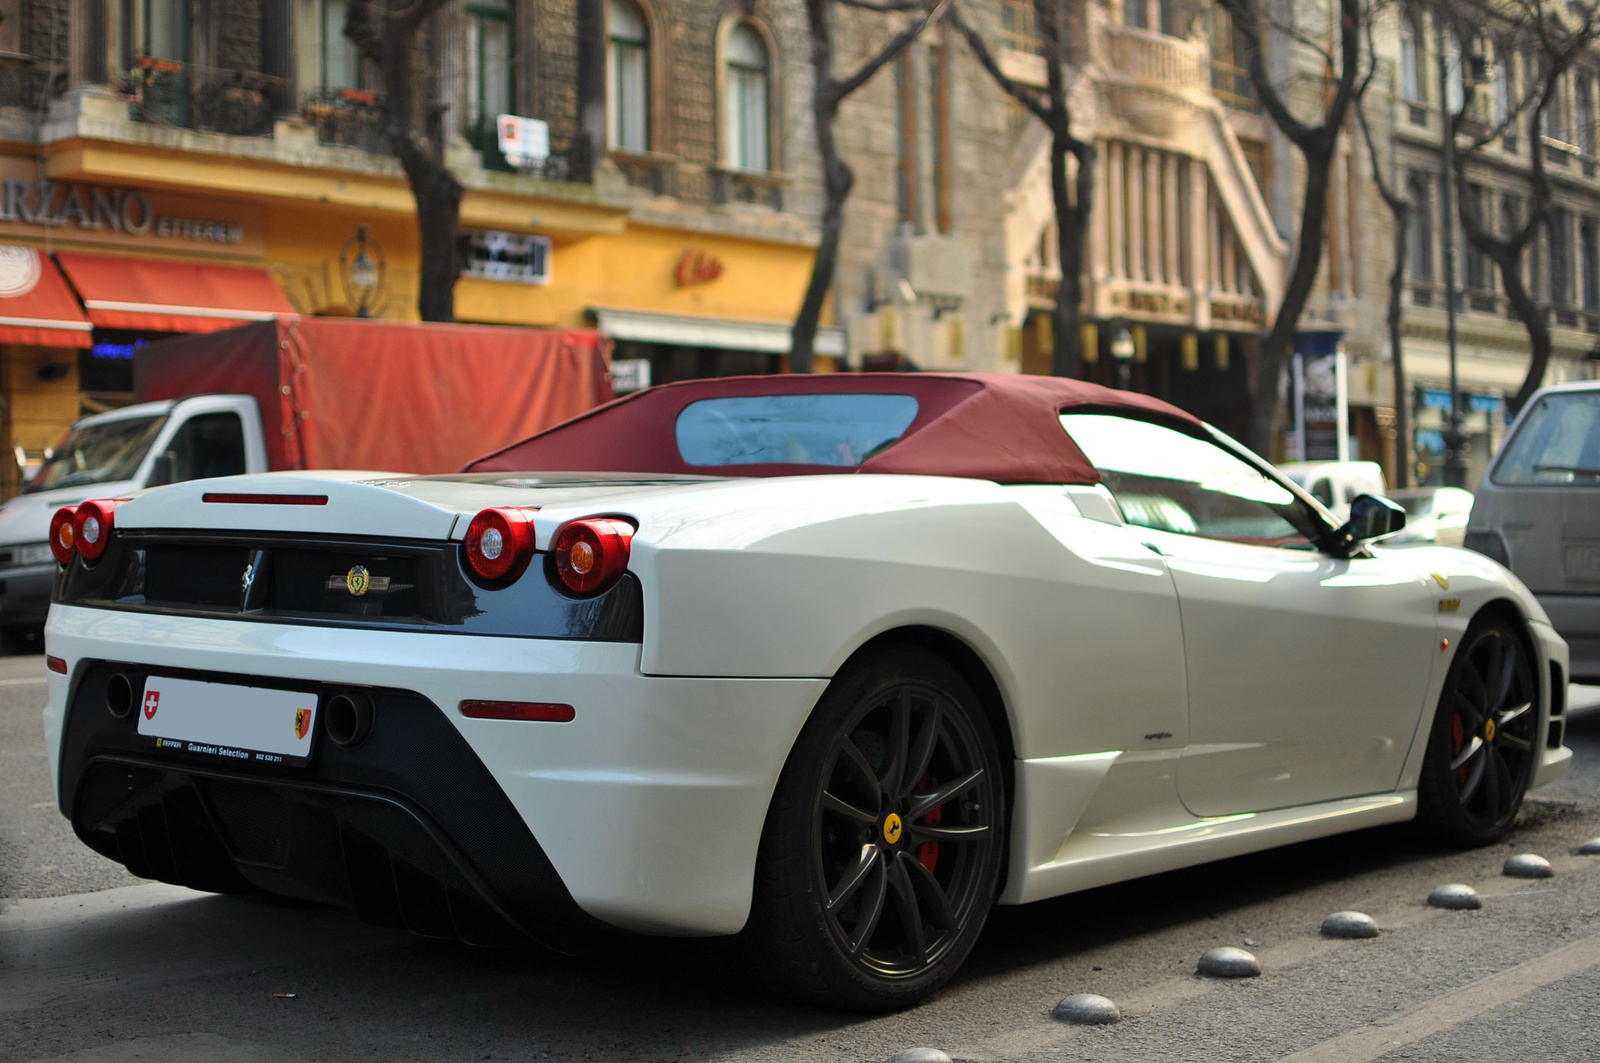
45;605;827;937
0;564;53;627
1535;593;1600;684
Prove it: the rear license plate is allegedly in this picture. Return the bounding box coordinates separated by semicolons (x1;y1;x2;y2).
136;676;319;767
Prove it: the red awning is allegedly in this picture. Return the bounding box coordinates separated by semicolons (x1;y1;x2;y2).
56;252;295;333
0;247;91;348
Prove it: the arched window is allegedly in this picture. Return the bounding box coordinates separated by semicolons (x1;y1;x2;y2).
609;0;650;152
725;24;770;171
1399;11;1422;102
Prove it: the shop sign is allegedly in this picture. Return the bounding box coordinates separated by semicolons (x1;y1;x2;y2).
675;249;723;287
462;230;552;284
0;160;265;258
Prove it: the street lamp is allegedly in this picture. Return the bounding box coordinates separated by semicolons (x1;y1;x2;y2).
1110;321;1135;390
340;224;386;318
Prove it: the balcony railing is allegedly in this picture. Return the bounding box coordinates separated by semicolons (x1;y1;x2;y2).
300;88;390;154
710;166;787;211
1100;26;1206;89
120;60;281;137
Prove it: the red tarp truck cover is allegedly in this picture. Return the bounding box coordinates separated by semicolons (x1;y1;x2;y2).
134;317;613;474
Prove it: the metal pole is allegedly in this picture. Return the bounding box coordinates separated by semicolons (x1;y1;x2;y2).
1436;15;1468;487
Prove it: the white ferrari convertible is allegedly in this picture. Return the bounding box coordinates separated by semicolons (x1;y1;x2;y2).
42;373;1571;1010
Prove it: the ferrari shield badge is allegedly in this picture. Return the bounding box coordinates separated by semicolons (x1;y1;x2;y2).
295;708;312;740
882;812;903;845
346;565;371;597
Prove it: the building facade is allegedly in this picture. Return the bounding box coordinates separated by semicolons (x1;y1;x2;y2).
0;0;1010;496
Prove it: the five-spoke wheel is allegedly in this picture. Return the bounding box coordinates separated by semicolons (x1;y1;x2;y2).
742;646;1004;1010
1419;618;1539;845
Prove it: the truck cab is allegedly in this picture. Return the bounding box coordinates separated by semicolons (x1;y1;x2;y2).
0;394;267;635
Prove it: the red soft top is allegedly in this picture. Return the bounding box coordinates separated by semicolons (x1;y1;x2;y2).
464;372;1199;485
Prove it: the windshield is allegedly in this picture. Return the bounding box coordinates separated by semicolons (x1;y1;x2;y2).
1494;390;1600;484
27;415;168;493
674;394;920;467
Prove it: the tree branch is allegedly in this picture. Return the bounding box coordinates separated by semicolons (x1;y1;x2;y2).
827;0;951;104
945;1;1050;121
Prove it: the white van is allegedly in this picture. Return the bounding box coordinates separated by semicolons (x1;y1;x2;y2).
1276;460;1389;523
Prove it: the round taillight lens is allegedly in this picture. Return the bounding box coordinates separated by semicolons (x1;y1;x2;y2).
464;507;537;583
553;519;635;595
72;499;124;562
49;506;78;565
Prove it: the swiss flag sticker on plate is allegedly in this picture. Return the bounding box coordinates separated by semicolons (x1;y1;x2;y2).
138;677;317;763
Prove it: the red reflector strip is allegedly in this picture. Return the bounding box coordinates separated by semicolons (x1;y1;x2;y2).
202;493;330;505
459;700;575;722
46;655;67;674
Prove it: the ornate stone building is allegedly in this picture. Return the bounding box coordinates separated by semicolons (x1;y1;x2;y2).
0;0;1012;493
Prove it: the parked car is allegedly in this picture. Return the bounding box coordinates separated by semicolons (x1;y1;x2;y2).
1466;380;1600;683
1276;460;1389;522
1388;486;1476;547
0;318;610;636
44;374;1570;1010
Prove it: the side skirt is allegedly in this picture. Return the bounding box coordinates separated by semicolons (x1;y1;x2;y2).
1001;789;1416;906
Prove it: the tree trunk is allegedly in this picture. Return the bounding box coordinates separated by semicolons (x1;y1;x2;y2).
1388;208;1410;489
793;95;851;374
1496;248;1553;416
1048;130;1081;378
1245;139;1336;456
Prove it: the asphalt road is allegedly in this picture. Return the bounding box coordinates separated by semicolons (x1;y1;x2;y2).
4;651;1600;1063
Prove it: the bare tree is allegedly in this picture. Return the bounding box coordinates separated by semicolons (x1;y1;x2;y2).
347;1;462;323
1451;0;1600;416
949;0;1091;378
1354;97;1415;487
1214;0;1366;456
791;0;951;371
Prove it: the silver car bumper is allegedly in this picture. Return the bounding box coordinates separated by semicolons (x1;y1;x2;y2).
1537;593;1600;684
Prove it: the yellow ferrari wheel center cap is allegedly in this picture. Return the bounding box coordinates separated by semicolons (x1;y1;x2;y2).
1485;718;1497;743
882;813;903;845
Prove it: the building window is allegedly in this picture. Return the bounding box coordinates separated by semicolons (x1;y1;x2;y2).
1579;74;1596;156
1158;0;1177;36
294;0;362;93
1406;170;1432;283
1465;185;1493;291
467;1;512;133
1123;0;1147;31
1551;209;1573;305
608;0;649;152
1399;11;1423;103
1545;72;1570;143
1584;219;1600;311
1209;8;1256;110
1000;0;1043;55
1494;45;1513;128
725;23;770;172
123;0;186;65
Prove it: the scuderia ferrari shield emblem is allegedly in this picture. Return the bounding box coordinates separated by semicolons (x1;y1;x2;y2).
345;565;370;596
294;708;312;740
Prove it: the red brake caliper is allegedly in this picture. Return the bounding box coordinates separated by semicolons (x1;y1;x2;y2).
1451;713;1467;788
915;773;940;873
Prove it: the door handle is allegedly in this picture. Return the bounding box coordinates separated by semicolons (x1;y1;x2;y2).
1141;541;1170;557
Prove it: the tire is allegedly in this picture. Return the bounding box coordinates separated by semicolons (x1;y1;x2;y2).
739;645;1006;1011
1416;616;1540;846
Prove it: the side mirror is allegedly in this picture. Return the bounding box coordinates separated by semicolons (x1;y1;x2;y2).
1338;493;1407;550
147;452;176;488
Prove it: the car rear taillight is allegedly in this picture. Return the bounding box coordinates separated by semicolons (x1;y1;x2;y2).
460;700;576;722
463;506;537;583
552;518;634;595
72;499;124;562
49;506;78;564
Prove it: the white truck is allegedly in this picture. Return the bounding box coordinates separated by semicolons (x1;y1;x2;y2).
0;315;614;636
0;395;266;635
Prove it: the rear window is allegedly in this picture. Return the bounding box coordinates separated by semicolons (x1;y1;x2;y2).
674;394;919;467
1494;391;1600;484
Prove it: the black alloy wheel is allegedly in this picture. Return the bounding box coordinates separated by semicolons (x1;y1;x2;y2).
741;646;1005;1010
1418;617;1540;846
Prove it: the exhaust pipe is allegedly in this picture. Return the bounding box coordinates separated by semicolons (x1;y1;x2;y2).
105;673;136;719
324;691;374;749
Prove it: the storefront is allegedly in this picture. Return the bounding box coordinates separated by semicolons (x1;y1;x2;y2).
0;124;832;497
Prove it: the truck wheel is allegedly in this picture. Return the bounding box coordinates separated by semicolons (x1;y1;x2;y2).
741;646;1005;1011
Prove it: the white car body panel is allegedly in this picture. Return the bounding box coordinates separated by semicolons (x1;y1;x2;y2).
44;459;1572;936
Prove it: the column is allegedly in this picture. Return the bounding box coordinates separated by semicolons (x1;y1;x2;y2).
1108;142;1126;280
1127;145;1144;282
